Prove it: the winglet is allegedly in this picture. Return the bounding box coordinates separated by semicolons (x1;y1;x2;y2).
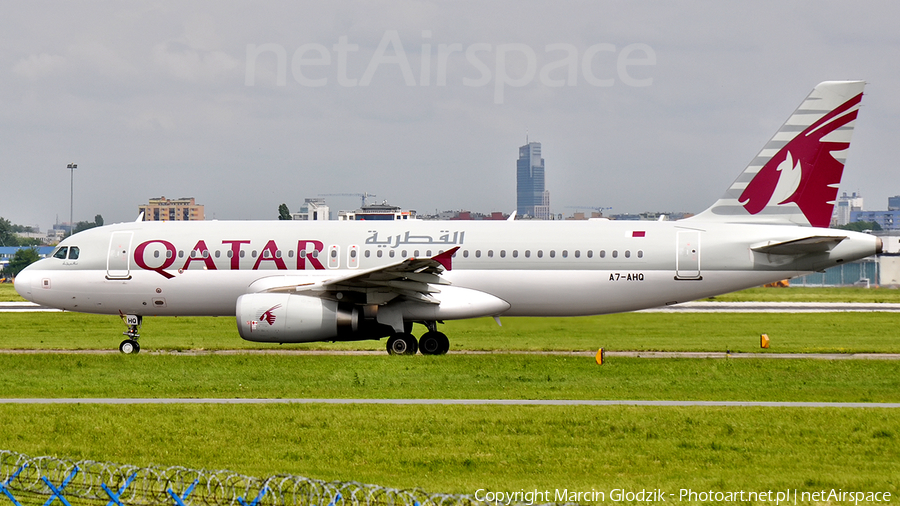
432;247;460;271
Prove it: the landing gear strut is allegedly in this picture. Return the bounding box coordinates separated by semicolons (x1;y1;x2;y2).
119;314;142;354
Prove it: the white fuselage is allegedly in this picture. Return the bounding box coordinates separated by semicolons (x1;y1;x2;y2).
14;219;880;319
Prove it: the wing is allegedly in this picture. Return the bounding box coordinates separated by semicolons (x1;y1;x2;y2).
247;247;459;305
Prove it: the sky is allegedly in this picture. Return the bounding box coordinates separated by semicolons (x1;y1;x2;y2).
2;1;899;229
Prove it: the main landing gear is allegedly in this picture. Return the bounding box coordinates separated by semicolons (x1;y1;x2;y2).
119;314;142;354
385;322;450;356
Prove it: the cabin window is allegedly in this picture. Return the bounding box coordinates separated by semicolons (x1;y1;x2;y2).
275;250;282;258
214;250;220;258
389;250;395;258
227;250;233;258
562;250;568;258
612;250;618;258
549;250;556;258
500;250;506;258
330;249;337;258
638;250;643;258
288;250;294;258
537;250;543;258
625;250;631;258
377;250;383;258
53;247;68;259
167;250;173;259
599;250;606;258
574;250;580;258
240;250;246;258
178;250;184;258
414;250;420;257
153;250;160;259
512;250;518;258
350;249;357;258
252;250;258;258
364;250;370;258
475;250;482;258
463;250;469;258
525;250;531;258
487;250;494;258
587;250;593;258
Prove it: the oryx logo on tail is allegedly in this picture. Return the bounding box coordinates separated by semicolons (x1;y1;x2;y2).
738;92;863;227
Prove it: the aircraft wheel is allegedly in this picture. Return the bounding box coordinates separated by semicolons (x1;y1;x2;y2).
419;332;447;355
386;333;418;355
436;332;450;355
119;339;140;354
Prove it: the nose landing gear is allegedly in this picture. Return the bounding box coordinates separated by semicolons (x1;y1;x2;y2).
118;313;142;354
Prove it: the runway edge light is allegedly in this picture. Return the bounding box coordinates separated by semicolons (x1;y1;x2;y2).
596;348;605;365
761;333;770;349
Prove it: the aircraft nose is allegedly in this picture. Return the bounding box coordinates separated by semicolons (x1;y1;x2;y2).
13;265;36;302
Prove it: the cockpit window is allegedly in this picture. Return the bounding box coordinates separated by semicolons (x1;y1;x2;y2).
52;246;79;260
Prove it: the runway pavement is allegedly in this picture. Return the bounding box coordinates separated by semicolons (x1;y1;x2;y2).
0;398;897;408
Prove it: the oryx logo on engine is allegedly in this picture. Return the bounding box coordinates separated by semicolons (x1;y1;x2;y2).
259;304;282;326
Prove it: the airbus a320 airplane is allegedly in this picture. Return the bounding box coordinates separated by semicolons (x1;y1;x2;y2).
15;81;881;355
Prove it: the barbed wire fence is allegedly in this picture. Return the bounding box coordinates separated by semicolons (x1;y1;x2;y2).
1;450;567;506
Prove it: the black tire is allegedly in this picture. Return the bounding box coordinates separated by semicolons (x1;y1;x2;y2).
419;332;441;355
386;333;418;355
436;332;450;355
119;339;140;354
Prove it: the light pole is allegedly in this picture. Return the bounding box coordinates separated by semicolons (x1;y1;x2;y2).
67;163;77;233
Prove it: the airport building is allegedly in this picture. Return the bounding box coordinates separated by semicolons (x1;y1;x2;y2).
291;198;330;221
337;202;416;221
139;197;205;222
516;141;548;218
833;191;864;226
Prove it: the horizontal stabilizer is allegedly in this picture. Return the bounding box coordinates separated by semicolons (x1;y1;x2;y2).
751;236;847;255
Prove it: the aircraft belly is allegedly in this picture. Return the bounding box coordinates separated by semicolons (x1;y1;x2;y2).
447;270;800;317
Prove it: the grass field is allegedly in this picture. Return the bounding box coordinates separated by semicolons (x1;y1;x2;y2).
1;404;897;495
1;310;898;354
2;283;900;499
2;354;899;402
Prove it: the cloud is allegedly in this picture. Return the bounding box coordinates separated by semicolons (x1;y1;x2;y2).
153;42;240;83
12;53;67;79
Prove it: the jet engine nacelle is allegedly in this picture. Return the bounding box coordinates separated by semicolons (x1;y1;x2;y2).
236;293;359;343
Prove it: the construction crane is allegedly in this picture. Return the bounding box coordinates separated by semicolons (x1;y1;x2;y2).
318;193;376;209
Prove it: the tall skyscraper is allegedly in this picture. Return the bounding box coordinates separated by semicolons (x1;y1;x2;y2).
517;141;546;218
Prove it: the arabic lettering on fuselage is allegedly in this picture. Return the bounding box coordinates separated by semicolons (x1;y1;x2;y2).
364;230;465;248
